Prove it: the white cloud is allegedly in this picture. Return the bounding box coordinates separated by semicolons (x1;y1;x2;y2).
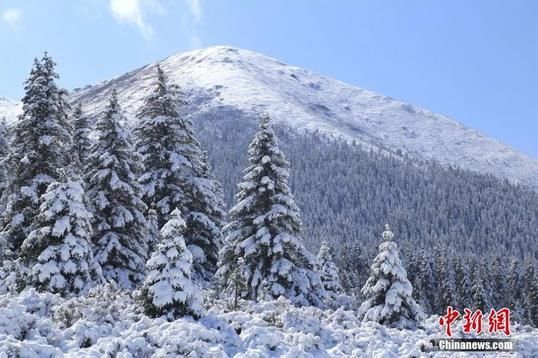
107;0;204;46
184;0;203;48
109;0;154;40
2;8;22;27
185;0;202;25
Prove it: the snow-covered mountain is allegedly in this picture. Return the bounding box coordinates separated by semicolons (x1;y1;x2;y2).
0;97;21;124
2;46;537;189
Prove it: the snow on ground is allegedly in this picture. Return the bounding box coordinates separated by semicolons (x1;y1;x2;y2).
0;287;536;357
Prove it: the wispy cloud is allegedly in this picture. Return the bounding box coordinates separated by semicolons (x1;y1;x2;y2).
109;0;154;40
2;8;22;28
106;0;203;46
185;0;202;24
184;0;203;47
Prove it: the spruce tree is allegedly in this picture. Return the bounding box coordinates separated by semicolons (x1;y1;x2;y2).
470;265;490;312
72;103;92;168
1;54;72;256
339;238;368;298
20;179;101;295
454;256;472;311
86;90;149;288
227;257;247;310
435;248;457;312
141;208;203;319
415;249;437;315
507;258;524;321
0;118;9;230
218;116;326;307
0;117;8;201
317;241;343;303
358;225;424;329
134;65;224;284
523;261;538;327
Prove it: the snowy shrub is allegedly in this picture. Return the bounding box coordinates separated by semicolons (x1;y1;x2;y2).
0;259;29;294
0;288;535;356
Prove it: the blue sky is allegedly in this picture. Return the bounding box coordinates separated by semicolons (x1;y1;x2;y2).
0;0;536;157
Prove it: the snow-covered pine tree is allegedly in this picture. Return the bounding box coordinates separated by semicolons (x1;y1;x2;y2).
0;117;9;208
134;64;187;226
490;254;508;309
415;249;437;315
339;238;369;298
317;241;343;303
507;258;524;321
20;179;101;295
85;90;150;288
134;65;224;284
1;54;72;256
470;264;490;312
141;208;203;319
218;115;326;307
522;260;538;327
72;103;92;168
358;224;424;329
454;256;472;312
435;248;457;312
226;257;247;310
0;118;9;258
183;149;226;284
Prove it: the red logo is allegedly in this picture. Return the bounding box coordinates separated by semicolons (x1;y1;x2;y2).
488;308;511;336
439;307;511;337
463;308;483;334
438;306;460;337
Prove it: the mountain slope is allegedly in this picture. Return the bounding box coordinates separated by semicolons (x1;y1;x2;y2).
2;46;537;189
0;97;21;123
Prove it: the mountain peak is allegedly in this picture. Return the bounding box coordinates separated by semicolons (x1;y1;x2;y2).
2;46;537;189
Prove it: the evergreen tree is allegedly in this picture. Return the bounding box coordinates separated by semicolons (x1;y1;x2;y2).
339;238;369;299
435;248;457;312
415;249;437;315
490;255;508;309
20;179;101;295
358;225;424;329
454;256;472;311
470;264;490;312
183;149;225;284
1;54;72;256
507;258;524;321
226;257;247;310
0;117;8;201
86;90;150;288
218;116;326;307
141;208;203;319
522;260;538;327
72;103;92;168
134;65;224;284
317;241;343;303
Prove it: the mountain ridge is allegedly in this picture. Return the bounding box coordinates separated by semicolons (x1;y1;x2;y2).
1;46;537;189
